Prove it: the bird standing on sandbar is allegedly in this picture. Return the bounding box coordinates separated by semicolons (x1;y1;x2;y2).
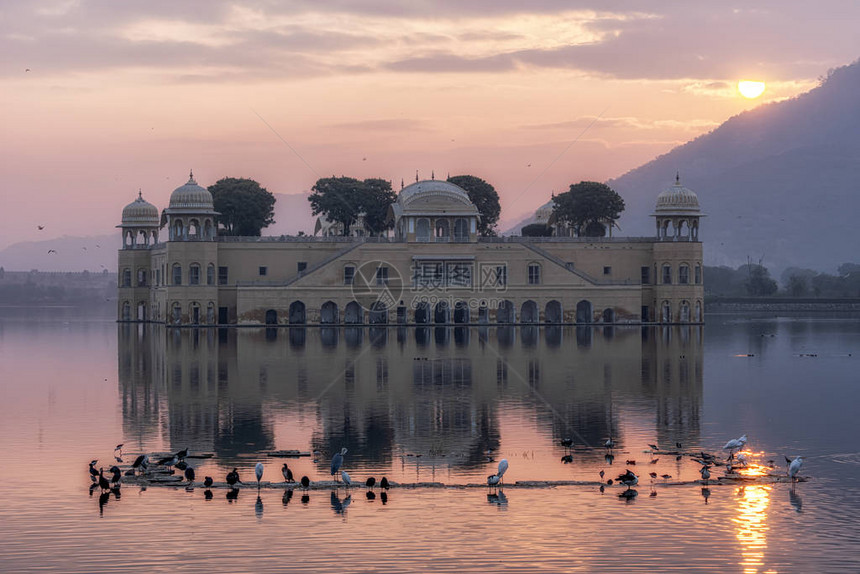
226;468;241;488
341;470;352;488
331;448;348;482
282;463;294;483
616;469;638;490
380;477;390;490
366;477;376;490
300;476;310;489
255;462;264;488
788;456;804;482
497;459;509;485
185;466;195;483
700;465;711;485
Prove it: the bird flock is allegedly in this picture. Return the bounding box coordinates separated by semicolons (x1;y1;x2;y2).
88;435;806;513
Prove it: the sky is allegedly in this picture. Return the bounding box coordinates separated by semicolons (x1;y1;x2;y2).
1;0;859;249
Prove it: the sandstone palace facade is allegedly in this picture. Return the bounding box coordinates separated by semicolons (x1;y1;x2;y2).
118;175;704;326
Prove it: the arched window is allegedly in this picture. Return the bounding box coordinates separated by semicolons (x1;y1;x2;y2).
189;263;201;285
136;268;146;287
662;264;672;285
207;263;215;285
416;219;430;242
435;219;449;241
121;301;131;320
122;268;131;287
454;218;469;241
695;264;702;285
172;219;184;241
172;263;182;285
172;302;182;324
679;264;690;285
207;302;216;323
188;219;199;238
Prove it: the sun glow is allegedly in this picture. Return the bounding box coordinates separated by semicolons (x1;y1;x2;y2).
738;80;766;99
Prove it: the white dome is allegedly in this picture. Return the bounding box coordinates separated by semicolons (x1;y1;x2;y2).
654;175;701;214
399;179;471;204
121;191;159;226
167;171;215;212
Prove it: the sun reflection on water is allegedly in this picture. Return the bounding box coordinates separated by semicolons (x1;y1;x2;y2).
733;481;772;573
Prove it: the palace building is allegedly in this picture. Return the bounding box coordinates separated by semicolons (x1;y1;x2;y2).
117;173;704;325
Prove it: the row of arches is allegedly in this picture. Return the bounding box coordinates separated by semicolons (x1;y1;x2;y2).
659;262;702;285
660;300;703;323
262;299;610;325
168;217;216;241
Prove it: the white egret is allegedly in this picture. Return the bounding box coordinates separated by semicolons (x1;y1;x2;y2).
331;448;348;481
255;462;264;487
723;434;748;454
497;459;509;484
788;456;804;481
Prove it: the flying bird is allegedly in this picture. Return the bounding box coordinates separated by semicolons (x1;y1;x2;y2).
37;225;44;230
47;249;56;254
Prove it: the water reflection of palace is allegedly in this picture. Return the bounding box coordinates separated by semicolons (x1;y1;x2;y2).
118;324;703;469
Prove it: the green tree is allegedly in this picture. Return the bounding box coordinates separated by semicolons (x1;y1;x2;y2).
447;175;501;237
208;177;276;236
552;181;625;237
308;177;396;236
786;274;809;297
521;223;553;237
360;178;397;235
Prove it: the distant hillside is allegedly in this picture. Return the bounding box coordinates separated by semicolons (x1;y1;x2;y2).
610;59;860;273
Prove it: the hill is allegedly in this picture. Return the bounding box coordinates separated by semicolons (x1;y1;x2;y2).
610;59;860;273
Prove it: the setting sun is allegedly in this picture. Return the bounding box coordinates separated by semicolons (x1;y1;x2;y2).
738;80;766;98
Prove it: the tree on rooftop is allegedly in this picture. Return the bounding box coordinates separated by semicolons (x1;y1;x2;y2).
447;175;501;237
208;177;276;236
552;181;625;237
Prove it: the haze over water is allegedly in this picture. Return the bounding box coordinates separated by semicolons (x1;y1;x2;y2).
1;308;858;572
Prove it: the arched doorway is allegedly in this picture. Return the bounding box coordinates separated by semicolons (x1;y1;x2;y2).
265;309;278;325
602;308;615;323
136;301;146;321
414;301;430;324
122;301;131;321
679;300;691;323
575;300;593;324
435;219;450;241
694;300;702;323
453;219;469;241
344;301;363;324
289;301;306;324
416;219;430;242
545;300;562;324
320;301;339;324
521;300;538;323
497;300;515;324
453;301;469;324
369;301;388;324
434;300;450;324
661;301;671;323
477;304;489;324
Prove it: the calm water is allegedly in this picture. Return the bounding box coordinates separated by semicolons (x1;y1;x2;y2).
1;307;859;572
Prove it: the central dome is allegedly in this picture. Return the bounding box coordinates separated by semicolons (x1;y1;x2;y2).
167;171;215;212
399;179;471;204
121;191;159;226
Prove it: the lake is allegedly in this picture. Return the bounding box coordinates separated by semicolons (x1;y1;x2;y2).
1;308;858;572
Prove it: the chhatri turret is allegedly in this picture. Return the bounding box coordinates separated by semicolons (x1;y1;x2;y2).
652;173;704;241
163;170;218;241
117;190;160;249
